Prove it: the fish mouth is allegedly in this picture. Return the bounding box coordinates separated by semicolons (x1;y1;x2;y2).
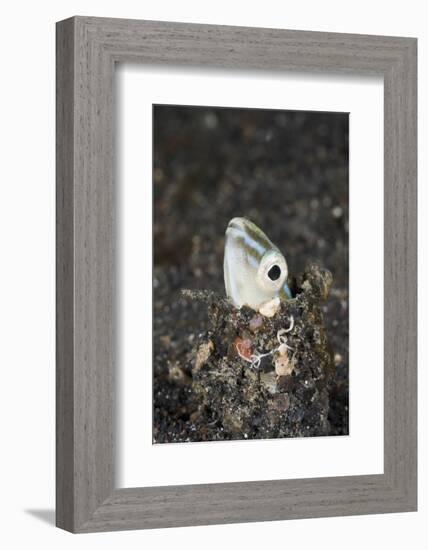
227;217;250;234
227;218;248;229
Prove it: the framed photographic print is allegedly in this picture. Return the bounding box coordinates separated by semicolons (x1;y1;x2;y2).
56;17;417;532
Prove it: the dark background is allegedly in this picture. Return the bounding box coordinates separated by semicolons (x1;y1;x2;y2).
153;105;349;441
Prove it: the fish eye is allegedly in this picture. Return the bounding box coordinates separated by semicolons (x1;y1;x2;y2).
256;251;288;293
267;265;281;281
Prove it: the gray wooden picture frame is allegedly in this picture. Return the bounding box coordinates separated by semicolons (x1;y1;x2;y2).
56;16;417;533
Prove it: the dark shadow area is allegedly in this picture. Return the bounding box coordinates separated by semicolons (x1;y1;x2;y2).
25;508;55;526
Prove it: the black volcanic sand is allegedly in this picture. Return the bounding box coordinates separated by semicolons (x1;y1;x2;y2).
153;105;349;443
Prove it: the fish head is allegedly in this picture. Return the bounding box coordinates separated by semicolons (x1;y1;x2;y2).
224;217;290;310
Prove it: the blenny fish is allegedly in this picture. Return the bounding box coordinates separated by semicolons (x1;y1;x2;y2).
224;217;292;310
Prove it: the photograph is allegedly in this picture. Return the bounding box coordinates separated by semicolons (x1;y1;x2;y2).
0;4;417;542
52;15;417;532
152;104;349;443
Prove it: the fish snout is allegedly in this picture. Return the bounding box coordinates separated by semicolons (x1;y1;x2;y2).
227;217;248;232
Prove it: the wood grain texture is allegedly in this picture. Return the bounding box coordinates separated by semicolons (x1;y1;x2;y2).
56;18;75;531
56;16;417;533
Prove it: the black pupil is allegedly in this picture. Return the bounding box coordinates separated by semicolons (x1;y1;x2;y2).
267;265;281;281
